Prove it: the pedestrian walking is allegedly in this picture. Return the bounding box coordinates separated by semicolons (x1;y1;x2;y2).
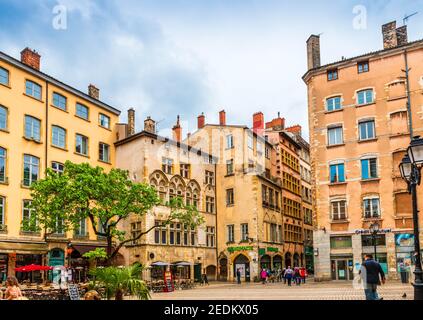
4;276;23;300
282;268;287;284
294;267;301;286
236;268;242;285
359;254;386;300
284;267;294;286
261;268;268;284
299;267;307;284
201;272;209;286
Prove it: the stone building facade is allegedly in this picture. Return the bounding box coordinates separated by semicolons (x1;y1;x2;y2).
303;21;423;281
115;113;218;281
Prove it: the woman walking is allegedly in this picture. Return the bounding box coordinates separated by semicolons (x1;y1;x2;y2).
284;267;294;286
260;268;268;285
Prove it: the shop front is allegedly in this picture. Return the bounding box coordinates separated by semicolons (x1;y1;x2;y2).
233;254;251;282
305;247;314;274
15;254;43;283
395;233;415;273
331;256;354;281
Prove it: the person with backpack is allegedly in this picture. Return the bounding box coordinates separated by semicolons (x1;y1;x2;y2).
284;266;294;286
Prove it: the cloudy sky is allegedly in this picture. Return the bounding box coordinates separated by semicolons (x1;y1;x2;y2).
1;0;422;139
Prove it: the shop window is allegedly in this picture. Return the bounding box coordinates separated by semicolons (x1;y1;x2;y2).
330;236;352;249
362;234;386;247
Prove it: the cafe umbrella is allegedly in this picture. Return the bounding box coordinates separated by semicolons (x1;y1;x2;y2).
15;264;53;283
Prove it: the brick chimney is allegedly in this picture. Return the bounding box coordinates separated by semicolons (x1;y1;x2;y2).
128;108;135;136
266;113;285;131
382;21;398;49
172;115;182;142
306;35;321;70
144;116;156;134
88;84;99;100
396;25;408;46
219;110;226;126
21;48;41;70
253;112;265;135
198;113;205;129
286;125;302;136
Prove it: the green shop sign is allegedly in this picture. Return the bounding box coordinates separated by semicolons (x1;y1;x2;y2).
267;247;279;253
227;246;254;253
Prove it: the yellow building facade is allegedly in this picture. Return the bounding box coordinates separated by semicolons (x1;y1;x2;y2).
0;48;120;280
303;22;423;281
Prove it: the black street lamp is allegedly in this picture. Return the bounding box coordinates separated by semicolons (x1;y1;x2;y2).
369;222;380;262
399;136;423;300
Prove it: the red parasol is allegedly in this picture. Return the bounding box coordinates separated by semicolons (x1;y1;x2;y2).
15;264;53;272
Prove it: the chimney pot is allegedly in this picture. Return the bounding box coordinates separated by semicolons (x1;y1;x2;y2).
253;112;265;135
197;113;205;129
306;35;321;70
219;110;226;126
88;84;100;100
172;115;182;142
128;108;135;136
21;48;41;70
396;25;408;46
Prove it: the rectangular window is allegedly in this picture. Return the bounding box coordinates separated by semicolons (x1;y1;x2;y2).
180;164;190;179
0;196;4;225
24;116;41;141
358;61;369;74
52;93;67;111
331;200;347;220
226;159;234;175
131;222;142;245
191;228;196;246
162;158;173;174
361;158;378;180
25;80;42;100
75;134;89;156
362;235;386;247
0;67;9;86
76;103;89;120
357;89;374;105
75;218;87;237
227;225;235;243
52;126;66;149
327;69;338;81
226;135;234;149
22;200;36;231
330;163;345;183
241;223;249;241
51;162;64;174
364;198;380;218
359;120;375;141
326;97;342;112
206;196;215;213
23;154;39;187
0;147;6;183
99;143;110;162
99;113;110;129
226;189;234;206
328;126;343;146
0;106;7;130
206;226;215;247
154;221;161;244
247;134;253;149
330;236;352;249
257;142;263;154
205;170;215;185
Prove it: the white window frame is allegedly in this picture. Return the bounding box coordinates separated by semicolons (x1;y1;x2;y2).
363;196;381;219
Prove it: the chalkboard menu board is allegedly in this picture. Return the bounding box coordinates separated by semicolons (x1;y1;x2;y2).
68;284;80;300
164;271;174;292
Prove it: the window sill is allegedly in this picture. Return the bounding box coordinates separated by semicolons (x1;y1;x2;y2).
73;235;89;240
387;95;407;102
329;182;347;186
0;128;9;134
0;82;11;89
325;109;344;115
50;104;68;113
98;124;112;131
361;178;380;183
358;138;378;144
226;204;235;208
355;102;376;108
326;143;345;149
23;136;42;144
74;152;90;159
23;93;44;103
74;115;91;123
362;218;383;223
389;133;409;139
225;174;235;178
330;220;350;224
51;145;68;152
0;178;9;186
20;230;41;236
98;159;112;165
20;183;32;189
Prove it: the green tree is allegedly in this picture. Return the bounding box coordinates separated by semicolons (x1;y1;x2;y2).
89;263;150;300
29;161;204;264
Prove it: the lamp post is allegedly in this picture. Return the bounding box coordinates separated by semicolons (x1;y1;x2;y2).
369;222;380;262
399;136;423;300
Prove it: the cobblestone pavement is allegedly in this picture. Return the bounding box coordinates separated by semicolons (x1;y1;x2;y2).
150;281;414;300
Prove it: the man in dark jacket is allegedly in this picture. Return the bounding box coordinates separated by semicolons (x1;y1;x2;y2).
360;254;386;300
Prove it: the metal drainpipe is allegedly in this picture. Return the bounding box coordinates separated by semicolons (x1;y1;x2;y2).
404;49;414;139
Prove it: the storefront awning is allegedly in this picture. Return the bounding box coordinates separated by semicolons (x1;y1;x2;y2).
71;245;103;255
151;262;171;267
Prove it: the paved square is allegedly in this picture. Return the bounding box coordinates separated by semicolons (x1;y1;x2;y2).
151;281;414;300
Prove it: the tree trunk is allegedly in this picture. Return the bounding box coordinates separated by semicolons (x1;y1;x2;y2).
106;236;113;266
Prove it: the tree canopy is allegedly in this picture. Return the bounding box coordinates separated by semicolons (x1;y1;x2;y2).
29;161;204;263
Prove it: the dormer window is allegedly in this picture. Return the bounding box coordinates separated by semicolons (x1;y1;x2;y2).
327;69;338;81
